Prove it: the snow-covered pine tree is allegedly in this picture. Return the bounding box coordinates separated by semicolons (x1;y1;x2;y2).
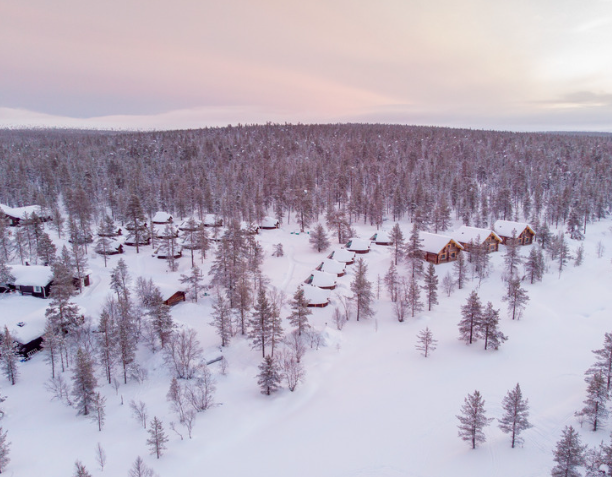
588;332;612;393
422;262;439;311
126;194;147;254
179;265;204;302
0;427;10;474
73;460;92;477
97;307;117;384
326;209;350;244
350;257;375;321
0;217;13;262
406;275;423;318
0;256;14;286
389;223;404;265
147;417;168;459
405;223;424;279
577;371;609;432
479;302;507;350
503;230;522;279
0;326;18;385
556;233;571;278
415;327;437;357
457;390;492;449
551;426;586;477
502;277;529;320
110;258;131;303
498;383;532;448
309;223;330;252
525;246;544;284
71;347;98;416
37;231;56;266
257;355;282;395
453;252;467;290
129;456;155;477
384;262;400;302
288;287;312;336
574;244;584;267
469;239;490;283
249;287;273;357
458;290;482;345
211;288;232;347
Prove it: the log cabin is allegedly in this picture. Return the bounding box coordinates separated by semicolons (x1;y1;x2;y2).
493;220;536;246
452;226;502;253
420;232;464;264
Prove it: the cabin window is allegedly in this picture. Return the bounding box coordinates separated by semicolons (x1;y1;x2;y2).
524;237;531;244
34;286;42;293
451;252;456;258
489;244;496;251
440;254;446;260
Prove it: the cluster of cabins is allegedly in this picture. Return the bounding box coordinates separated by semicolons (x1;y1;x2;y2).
0;204;52;227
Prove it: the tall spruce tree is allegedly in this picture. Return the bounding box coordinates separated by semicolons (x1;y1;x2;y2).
309;223;330;253
126;194;148;254
479;302;507;350
588;332;612;393
422;263;439;311
248;287;273;357
577;371;609;432
504;230;522;279
350;257;375;321
406;275;423;318
405;223;424;279
71;348;98;416
551;426;586;477
415;327;437;358
458;290;482;345
211;288;232;347
389;223;404;265
503;277;529;320
457;390;492;449
0;426;10;474
0;326;18;385
257;355;282;395
147;417;168;459
525;246;545;284
288;287;312;336
453;252;467;290
498;383;532;448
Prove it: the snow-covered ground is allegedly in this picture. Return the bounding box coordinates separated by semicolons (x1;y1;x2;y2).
2;216;612;476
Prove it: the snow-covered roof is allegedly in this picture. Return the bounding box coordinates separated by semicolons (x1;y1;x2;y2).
2;296;48;343
0;203;44;219
452;226;501;244
493;220;535;238
420;233;463;254
204;214;222;226
301;285;330;305
10;265;53;287
328;249;356;263
306;271;337;288
152;211;172;223
345;238;370;252
240;221;259;233
260;216;279;228
370;230;392;244
316;259;346;276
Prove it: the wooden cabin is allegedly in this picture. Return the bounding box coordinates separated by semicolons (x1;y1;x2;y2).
155;245;183;259
0;204;51;227
304;271;337;290
204;214;223;227
124;233;151;247
327;249;356;265
420;232;464;265
452;226;502;253
370;230;393;246
163;291;186;306
18;336;44;360
302;285;330;308
97;227;122;237
9;265;53;298
316;259;346;277
345;238;371;254
97;243;124;255
152;212;173;225
73;272;91;289
493;220;536;246
260;216;280;229
241;221;259;235
178;220;203;232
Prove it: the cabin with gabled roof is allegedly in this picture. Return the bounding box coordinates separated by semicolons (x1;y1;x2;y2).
452;226;502;253
345;238;371;254
8;265;54;298
316;259;346;277
302;285;330;308
327;249;356;265
370;230;393;246
304;271;337;290
493;220;536;246
420;232;464;264
260;216;280;229
0;204;52;227
152;211;173;225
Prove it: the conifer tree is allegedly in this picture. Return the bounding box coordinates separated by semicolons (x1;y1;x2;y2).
126;194;147;254
179;265;204;302
525;246;545;284
422;262;439;311
71;348;98;416
1;326;18;386
309;223;330;252
577;371;609;432
457;390;492;449
97;308;117;384
389;223;404;265
0;257;15;287
415;327;437;357
498;384;532;448
0;426;10;474
384;261;400;302
147;290;174;349
73;460;92;477
129;456;155;477
257;355;282;395
588;332;612;393
326;209;350;244
350;258;375;321
504;230;522;279
556;233;571;278
406;275;423;318
479;302;507;350
503;277;529;320
249;287;273;357
405;223;424;279
147;417;168;459
458;290;482;345
574;244;584;267
37;231;56;265
110;258;131;303
211;289;232;347
551;426;586;477
453;252;467;290
288;287;312;336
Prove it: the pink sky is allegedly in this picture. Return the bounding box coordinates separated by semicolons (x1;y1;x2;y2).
1;0;611;131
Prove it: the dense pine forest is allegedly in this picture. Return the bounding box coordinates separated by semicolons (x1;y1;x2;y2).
2;124;611;233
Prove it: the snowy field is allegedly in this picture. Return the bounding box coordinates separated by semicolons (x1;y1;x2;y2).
2;216;612;477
